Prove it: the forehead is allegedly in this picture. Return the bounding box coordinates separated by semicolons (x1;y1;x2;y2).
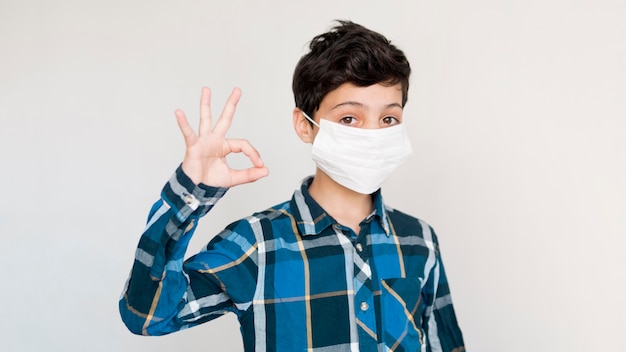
320;83;403;110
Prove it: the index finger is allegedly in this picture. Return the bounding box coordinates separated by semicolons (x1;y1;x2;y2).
212;87;242;136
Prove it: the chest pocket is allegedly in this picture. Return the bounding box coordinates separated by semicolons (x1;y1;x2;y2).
380;277;425;350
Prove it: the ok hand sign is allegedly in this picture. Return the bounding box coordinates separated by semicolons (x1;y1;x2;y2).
176;87;269;188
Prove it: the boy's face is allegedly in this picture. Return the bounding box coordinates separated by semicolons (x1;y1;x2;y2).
292;82;411;194
313;82;404;131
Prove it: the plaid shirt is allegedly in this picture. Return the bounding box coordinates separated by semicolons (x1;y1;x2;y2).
120;166;465;352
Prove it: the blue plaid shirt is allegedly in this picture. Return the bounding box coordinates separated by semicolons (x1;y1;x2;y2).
120;166;465;352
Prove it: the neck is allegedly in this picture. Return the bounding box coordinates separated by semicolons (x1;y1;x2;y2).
308;169;374;233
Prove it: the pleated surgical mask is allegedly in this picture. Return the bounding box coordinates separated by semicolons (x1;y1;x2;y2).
302;112;413;194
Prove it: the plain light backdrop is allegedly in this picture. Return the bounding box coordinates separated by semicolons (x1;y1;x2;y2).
1;0;624;351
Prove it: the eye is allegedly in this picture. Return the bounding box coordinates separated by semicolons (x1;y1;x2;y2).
339;116;357;125
381;116;400;125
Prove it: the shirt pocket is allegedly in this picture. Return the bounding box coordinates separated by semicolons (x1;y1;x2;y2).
380;277;425;350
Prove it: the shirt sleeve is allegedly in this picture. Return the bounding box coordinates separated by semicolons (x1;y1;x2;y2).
118;165;254;336
421;229;466;352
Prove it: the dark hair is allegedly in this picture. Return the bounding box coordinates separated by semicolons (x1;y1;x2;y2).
292;20;411;119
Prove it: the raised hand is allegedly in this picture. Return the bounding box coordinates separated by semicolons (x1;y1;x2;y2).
175;87;269;188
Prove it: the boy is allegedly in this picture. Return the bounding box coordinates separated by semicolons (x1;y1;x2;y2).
120;21;465;352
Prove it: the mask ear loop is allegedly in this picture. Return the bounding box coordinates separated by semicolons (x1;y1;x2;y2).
301;111;320;128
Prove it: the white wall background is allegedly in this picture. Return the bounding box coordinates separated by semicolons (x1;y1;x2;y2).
1;0;624;351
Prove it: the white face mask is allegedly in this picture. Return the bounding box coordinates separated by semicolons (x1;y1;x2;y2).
303;112;413;194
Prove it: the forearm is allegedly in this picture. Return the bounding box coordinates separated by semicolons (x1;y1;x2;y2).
119;166;228;335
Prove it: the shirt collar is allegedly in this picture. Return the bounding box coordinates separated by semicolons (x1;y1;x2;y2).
290;176;391;236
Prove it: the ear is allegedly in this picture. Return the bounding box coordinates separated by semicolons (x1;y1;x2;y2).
293;108;316;143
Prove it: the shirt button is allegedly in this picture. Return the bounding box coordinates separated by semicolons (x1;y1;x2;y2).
356;243;363;252
183;194;195;205
360;301;369;311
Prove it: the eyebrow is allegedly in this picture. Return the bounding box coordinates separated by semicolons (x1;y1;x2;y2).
331;102;403;110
